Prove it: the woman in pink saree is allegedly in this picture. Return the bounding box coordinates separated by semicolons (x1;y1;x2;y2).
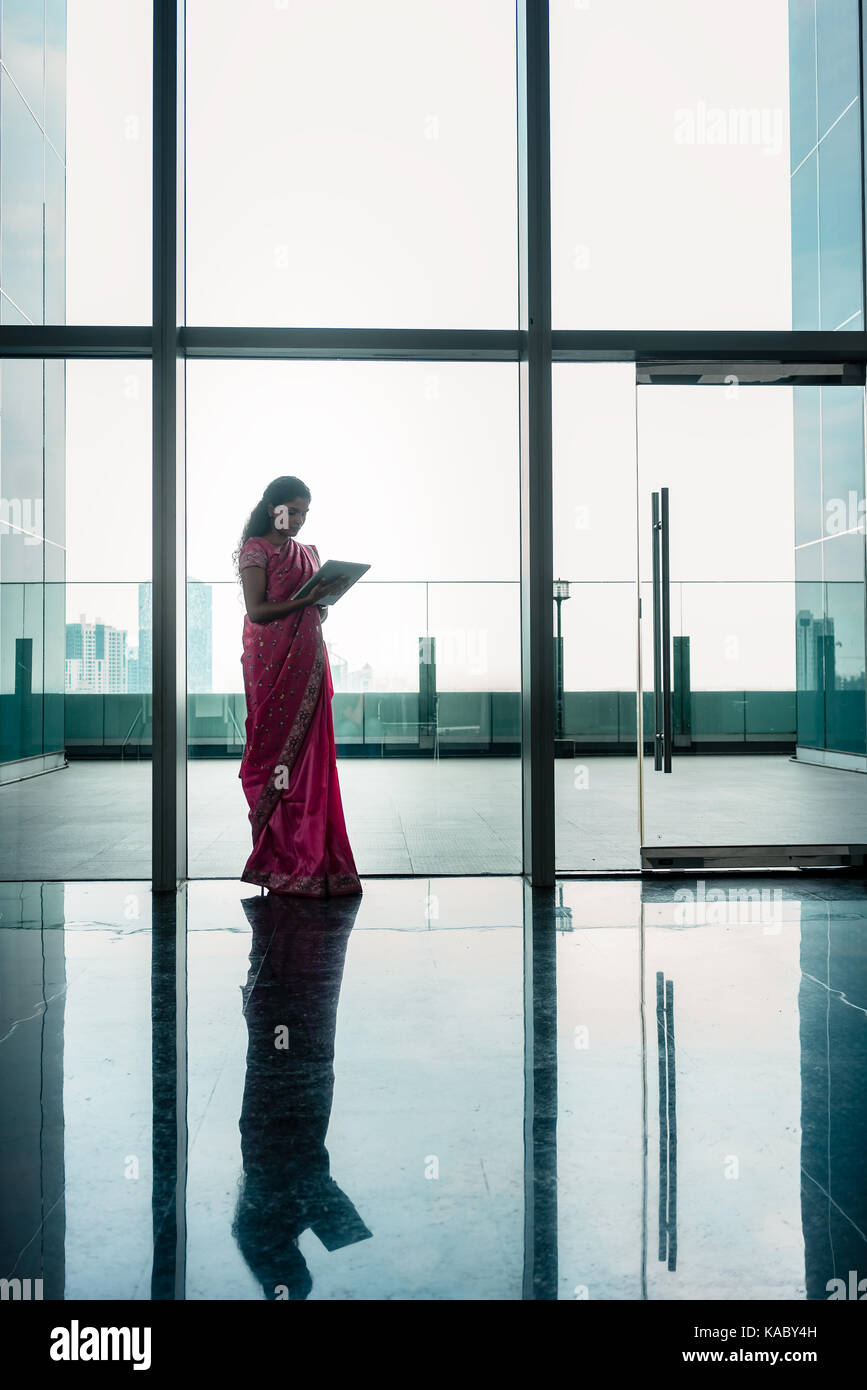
236;476;362;897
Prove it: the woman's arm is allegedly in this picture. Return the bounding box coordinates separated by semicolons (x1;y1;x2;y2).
240;565;303;623
240;566;341;624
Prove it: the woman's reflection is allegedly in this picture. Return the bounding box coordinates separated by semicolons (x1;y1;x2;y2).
233;893;370;1299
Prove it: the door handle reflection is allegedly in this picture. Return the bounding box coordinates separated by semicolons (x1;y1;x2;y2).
656;970;678;1271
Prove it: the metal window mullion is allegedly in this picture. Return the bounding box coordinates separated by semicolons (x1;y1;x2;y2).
152;0;186;891
518;0;554;889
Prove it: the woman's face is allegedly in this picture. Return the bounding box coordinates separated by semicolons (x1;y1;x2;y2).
270;497;309;536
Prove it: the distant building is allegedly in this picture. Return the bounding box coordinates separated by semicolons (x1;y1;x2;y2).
187;581;214;693
128;584;153;694
347;662;374;693
127;646;140;692
327;646;349;691
128;581;213;693
65;616;128;693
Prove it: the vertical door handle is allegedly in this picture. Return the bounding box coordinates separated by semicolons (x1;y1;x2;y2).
660;487;672;773
651;489;673;773
651;492;663;771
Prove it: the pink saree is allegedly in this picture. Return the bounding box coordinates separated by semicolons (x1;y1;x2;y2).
238;535;362;897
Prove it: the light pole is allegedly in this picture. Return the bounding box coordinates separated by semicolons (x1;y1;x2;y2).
553;579;571;741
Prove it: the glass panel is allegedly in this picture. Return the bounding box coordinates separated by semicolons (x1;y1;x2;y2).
553;364;639;871
64;0;152;323
1;0;45;124
1;73;45;323
186;362;521;879
816;102;863;329
0;1;149;325
638;383;867;856
185;0;517;327
0;361;151;880
550;0;863;331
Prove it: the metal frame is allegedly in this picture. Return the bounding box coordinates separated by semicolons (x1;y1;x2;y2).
0;0;866;889
151;0;187;891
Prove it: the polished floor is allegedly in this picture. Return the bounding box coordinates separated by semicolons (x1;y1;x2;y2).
1;875;864;1300
1;755;865;878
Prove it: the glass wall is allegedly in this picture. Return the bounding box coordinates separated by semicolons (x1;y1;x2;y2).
185;361;521;878
793;385;867;764
789;0;864;331
789;3;867;772
0;359;66;776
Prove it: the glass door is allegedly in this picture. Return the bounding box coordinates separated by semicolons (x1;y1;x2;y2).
636;369;867;870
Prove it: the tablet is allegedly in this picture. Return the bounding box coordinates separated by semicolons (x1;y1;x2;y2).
291;559;371;606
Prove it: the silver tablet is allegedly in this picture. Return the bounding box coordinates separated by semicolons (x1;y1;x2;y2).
291;559;371;605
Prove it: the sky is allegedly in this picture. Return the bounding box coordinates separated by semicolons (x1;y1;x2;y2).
63;0;801;693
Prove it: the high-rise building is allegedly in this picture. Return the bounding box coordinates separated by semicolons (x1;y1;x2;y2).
65;616;128;693
0;3;66;776
187;581;214;693
127;581;213;694
128;583;153;695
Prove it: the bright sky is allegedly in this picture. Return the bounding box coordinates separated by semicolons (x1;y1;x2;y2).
64;0;800;692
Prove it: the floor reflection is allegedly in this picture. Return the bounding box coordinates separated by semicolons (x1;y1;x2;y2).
234;894;370;1299
0;876;864;1300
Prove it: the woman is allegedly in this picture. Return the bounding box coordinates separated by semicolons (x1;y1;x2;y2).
236;476;362;896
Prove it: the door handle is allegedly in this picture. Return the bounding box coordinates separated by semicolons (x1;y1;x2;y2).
660;487;672;773
651;488;673;773
651;491;663;771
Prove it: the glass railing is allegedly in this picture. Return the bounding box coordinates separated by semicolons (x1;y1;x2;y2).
2;577;864;762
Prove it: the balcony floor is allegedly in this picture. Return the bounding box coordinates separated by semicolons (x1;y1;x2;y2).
0;754;865;879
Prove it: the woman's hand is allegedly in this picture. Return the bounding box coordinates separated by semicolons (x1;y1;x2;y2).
306;575;346;605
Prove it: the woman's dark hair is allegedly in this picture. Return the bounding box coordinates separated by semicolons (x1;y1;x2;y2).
235;476;311;571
